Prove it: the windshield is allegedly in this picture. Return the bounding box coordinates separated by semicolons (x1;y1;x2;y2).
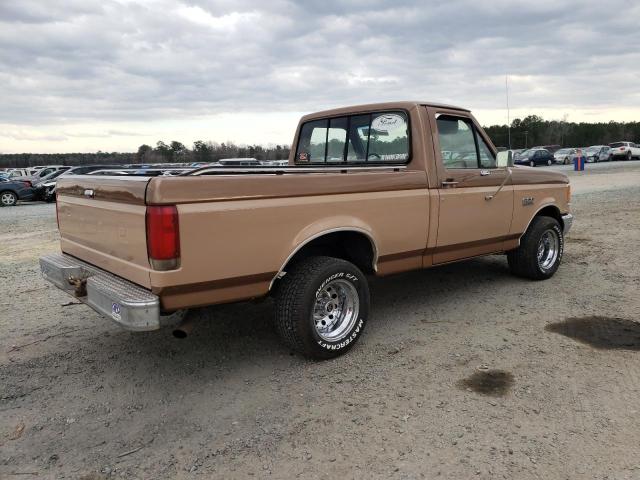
585;147;599;153
609;142;625;148
555;149;570;155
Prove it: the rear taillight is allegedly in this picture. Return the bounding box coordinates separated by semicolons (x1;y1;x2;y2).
146;205;180;270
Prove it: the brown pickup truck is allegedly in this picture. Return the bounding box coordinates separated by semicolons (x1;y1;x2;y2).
40;101;572;359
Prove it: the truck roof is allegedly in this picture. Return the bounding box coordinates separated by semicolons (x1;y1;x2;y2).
301;101;470;121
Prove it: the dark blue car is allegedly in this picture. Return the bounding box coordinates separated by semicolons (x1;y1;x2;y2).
0;178;35;206
514;148;555;167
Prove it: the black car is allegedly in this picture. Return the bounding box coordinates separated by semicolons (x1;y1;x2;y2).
514;148;555;167
0;178;35;206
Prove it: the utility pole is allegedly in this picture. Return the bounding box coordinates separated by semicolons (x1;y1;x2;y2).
505;74;511;149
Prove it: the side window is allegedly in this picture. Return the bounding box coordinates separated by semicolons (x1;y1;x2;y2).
477;134;496;168
296;119;327;163
367;112;410;162
436;116;478;169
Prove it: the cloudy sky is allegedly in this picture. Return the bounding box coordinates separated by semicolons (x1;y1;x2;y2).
1;0;639;153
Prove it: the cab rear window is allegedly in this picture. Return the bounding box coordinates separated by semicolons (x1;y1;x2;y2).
295;111;410;164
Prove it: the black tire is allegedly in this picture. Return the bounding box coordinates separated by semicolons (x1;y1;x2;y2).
529;160;535;167
507;216;564;280
275;256;370;359
0;191;18;207
626;151;632;161
608;155;613;162
547;159;552;166
564;157;569;165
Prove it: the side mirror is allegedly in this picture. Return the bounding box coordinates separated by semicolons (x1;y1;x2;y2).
496;150;514;167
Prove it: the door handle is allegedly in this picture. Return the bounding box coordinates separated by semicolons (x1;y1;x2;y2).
441;181;459;187
480;170;491;176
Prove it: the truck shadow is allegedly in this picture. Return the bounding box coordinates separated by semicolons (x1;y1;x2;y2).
116;254;513;366
6;255;515;391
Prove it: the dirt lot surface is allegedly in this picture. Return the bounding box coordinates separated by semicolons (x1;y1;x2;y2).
2;163;640;479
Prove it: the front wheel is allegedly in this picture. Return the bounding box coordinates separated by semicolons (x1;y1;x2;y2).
275;256;370;359
547;159;552;166
529;160;535;167
564;157;569;165
507;216;564;280
626;151;632;161
1;191;18;207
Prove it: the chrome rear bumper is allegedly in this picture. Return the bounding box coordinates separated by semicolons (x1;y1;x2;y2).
562;213;574;234
40;253;160;331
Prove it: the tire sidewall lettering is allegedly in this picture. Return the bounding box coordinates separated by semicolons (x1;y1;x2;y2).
315;271;359;299
317;318;364;351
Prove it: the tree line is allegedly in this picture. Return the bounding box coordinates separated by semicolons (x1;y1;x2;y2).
484;116;640;149
0;141;291;168
1;117;639;168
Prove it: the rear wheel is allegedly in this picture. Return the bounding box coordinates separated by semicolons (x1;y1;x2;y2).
0;191;17;207
564;157;569;165
275;256;370;359
529;160;535;167
507;216;564;280
626;151;632;161
546;159;552;166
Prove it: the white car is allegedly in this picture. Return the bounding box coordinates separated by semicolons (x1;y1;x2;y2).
609;142;640;160
584;145;612;163
553;148;579;165
8;168;34;178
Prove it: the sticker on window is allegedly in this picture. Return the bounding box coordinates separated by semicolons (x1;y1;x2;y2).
371;114;405;133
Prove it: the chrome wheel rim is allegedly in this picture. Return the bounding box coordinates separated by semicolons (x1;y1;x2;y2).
537;229;559;270
313;279;359;342
1;192;16;206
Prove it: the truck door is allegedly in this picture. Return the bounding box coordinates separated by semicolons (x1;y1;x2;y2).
427;109;514;264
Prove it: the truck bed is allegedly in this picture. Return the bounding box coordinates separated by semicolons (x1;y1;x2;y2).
55;167;430;309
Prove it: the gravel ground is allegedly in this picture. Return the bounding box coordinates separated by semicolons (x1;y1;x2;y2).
2;163;640;479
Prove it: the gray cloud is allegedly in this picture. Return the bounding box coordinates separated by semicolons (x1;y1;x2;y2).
0;0;639;127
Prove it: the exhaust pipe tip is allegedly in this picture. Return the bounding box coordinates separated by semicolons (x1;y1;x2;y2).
172;328;189;339
172;312;194;339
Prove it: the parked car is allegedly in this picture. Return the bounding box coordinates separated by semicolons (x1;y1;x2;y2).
584;145;612;163
609;142;640;160
40;100;572;359
514;148;555;167
8;168;34;179
35;165;121;202
512;149;527;160
553;148;580;165
16;166;68;185
0;178;35;206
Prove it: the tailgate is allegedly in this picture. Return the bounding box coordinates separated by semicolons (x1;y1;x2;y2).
56;176;152;288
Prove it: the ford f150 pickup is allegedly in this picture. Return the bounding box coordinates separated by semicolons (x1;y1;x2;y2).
40;101;573;359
